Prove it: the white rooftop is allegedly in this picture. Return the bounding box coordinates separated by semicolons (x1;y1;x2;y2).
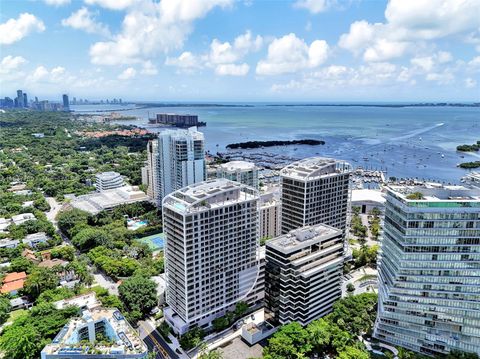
220;160;257;172
95;171;122;181
159;126;204;140
163;178;258;214
280;157;351;180
388;183;480;201
351;189;386;204
267;224;342;254
69;185;149;215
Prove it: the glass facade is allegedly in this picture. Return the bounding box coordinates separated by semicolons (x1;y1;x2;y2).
374;187;480;356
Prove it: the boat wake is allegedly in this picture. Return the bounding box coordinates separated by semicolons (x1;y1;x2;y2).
389;123;444;142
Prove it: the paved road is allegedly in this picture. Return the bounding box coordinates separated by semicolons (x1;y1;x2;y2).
45;197;62;225
139;320;179;359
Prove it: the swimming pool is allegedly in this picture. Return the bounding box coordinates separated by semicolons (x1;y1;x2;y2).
127;219;149;231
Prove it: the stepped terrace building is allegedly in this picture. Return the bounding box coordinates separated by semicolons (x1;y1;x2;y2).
95;171;124;192
162;179;261;334
374;184;480;357
41;308;147;358
264;224;343;326
280;157;351;234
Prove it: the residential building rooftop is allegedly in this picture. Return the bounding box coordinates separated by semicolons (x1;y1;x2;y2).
280;157;351;180
267;224;341;255
219;160;257;172
163;178;258;214
1;271;27;294
41;308;147;358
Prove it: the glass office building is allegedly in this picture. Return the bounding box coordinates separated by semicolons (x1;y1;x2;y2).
374;184;480;356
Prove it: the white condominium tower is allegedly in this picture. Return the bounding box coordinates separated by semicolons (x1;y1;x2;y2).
280;157;351;234
146;127;205;206
374;184;480;357
264;224;343;325
162;179;261;334
259;188;282;239
217;161;259;189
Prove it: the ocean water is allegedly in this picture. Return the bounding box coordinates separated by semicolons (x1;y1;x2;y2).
71;104;480;183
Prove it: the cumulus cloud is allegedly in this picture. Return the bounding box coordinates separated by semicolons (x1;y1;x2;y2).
271;62;401;93
89;0;232;65
141;61;158;75
84;0;137;11
339;0;480;62
256;33;329;75
165;52;202;71
465;78;477;88
44;0;70;6
206;30;262;75
215;63;249;76
293;0;335;13
0;55;27;74
27;65;71;84
166;30;261;76
118;67;136;80
0;13;45;45
62;7;110;37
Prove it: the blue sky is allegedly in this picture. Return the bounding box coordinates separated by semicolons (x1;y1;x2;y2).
0;0;479;102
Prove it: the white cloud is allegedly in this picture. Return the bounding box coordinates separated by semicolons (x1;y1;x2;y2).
89;0;232;65
141;61;158;75
385;0;480;40
84;0;137;10
0;13;45;45
410;52;455;74
208;31;263;65
166;30;261;77
118;67;136;80
27;65;69;83
437;51;453;64
411;56;435;72
339;0;480;62
338;20;377;55
215;63;249;76
44;0;70;6
165;52;201;69
293;0;334;14
465;78;477;88
256;33;329;75
62;7;110;37
468;56;480;69
0;56;27;74
426;71;454;85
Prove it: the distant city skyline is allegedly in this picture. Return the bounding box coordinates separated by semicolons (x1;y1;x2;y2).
0;0;479;101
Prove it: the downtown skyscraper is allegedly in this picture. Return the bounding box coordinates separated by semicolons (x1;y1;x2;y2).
374;184;480;356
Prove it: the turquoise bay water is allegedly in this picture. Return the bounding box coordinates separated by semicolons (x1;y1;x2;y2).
72;104;480;183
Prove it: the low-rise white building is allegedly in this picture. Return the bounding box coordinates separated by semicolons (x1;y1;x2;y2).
23;232;49;248
95;172;125;192
68;186;149;215
351;189;386;214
